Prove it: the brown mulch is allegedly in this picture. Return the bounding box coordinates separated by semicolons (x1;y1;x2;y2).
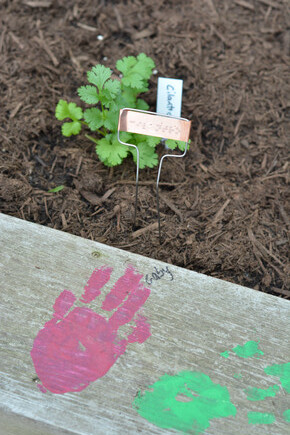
0;0;289;298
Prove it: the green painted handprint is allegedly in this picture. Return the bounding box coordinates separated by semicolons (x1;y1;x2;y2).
133;341;290;433
133;371;236;434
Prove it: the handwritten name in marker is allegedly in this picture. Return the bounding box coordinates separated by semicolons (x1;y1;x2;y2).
145;265;173;285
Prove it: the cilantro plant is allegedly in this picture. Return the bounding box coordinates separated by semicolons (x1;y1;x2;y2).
55;53;187;168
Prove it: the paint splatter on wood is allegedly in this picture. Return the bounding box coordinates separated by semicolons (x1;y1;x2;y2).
264;362;290;393
248;412;275;425
220;340;264;359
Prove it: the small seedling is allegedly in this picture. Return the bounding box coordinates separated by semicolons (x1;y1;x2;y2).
55;53;187;169
48;185;65;193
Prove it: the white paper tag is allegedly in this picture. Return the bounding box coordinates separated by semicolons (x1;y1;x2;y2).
156;77;183;118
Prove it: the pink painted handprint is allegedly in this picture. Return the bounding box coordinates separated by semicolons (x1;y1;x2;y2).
31;266;151;394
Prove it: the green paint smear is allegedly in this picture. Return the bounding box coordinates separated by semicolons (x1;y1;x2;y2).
245;384;279;401
233;373;242;379
220;340;264;359
133;371;237;434
283;409;290;422
220;351;229;358
248;412;275;425
232;340;264;358
264;362;290;393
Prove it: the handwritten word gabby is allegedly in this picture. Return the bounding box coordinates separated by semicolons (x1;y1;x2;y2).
145;266;174;285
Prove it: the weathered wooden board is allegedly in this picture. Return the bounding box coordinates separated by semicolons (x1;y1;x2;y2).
0;213;289;435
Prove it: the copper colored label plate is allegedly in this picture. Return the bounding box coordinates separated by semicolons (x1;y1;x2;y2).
118;109;191;142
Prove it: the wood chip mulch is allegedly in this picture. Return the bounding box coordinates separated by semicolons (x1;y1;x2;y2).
0;0;289;298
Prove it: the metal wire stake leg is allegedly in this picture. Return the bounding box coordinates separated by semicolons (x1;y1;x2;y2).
156;143;188;244
156;155;165;244
156;183;161;243
117;128;140;227
133;147;140;227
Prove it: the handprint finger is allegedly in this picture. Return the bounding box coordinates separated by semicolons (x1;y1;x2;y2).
101;265;143;311
108;283;150;330
52;290;76;321
80;266;112;303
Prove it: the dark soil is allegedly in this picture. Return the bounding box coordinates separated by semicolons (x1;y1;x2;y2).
0;0;289;298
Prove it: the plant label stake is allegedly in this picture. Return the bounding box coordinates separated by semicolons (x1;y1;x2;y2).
118;108;191;242
156;77;183;149
156;77;183;118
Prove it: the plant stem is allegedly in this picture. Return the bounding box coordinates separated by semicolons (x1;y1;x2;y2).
85;123;106;137
85;134;100;144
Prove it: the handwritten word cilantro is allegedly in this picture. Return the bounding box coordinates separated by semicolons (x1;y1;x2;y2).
55;54;186;168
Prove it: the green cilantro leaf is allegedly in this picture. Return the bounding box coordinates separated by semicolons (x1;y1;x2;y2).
132;133;148;144
62;121;82;136
103;79;121;98
99;80;122;108
119;131;132;143
120;87;138;106
116;53;155;92
136;98;149;110
146;136;161;147
106;91;135;117
87;64;112;89
78;85;99;104
116;56;136;75
132;133;160;147
165;139;190;151
134;53;155;80
129;142;159;169
164;139;178;150
55;100;83;121
122;73;144;90
84;108;103;131
103;109;119;131
96;133;130;166
117;53;155;81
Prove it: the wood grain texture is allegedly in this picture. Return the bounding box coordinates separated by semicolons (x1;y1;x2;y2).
0;213;289;435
